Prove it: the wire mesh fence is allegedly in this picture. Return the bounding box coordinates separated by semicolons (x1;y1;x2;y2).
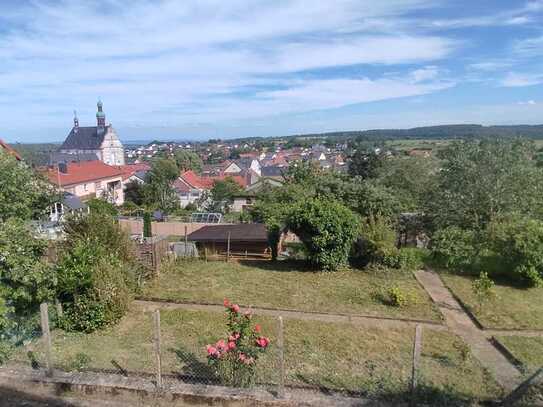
3;303;536;404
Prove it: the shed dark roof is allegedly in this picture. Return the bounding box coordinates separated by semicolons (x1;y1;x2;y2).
188;223;268;242
60;126;110;150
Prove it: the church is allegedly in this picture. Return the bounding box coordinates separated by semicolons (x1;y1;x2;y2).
59;101;125;166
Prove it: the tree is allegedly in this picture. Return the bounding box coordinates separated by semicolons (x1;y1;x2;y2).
0;219;55;315
174;150;203;173
124;180;145;206
0;151;53;221
425;139;543;231
207;178;244;213
143;212;152;238
144;158;179;212
87;198;118;217
287;198;360;271
376;156;438;211
347;146;386;179
486;215;543;286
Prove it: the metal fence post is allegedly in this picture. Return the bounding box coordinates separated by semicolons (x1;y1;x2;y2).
226;232;231;262
410;324;423;406
153;310;163;390
184;226;188;257
277;316;286;399
39;303;53;377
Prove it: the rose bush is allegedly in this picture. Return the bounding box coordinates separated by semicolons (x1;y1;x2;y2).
206;299;271;387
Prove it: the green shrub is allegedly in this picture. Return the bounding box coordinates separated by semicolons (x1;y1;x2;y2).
358;215;398;265
486;216;543;286
472;271;496;312
373;285;417;307
396;248;427;271
57;214;138;332
60;294;107;333
430;226;476;270
287;198;360;271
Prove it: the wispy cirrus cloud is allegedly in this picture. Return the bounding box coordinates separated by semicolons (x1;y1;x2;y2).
501;72;543;87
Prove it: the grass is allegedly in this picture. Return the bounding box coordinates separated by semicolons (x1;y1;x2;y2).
9;304;500;402
141;260;442;322
495;336;543;374
440;272;543;330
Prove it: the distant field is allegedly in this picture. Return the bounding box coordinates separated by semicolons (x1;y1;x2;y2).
142;260;442;322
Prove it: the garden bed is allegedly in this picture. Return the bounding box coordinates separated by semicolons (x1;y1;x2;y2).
8;305;500;402
440;273;543;330
141;260;442;322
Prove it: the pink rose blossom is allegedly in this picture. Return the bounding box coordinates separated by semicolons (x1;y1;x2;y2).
223;299;230;307
216;339;227;352
254;324;261;333
256;337;270;348
227;341;236;350
231;304;240;313
206;345;219;358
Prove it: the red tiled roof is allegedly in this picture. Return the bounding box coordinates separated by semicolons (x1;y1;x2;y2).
0;139;22;161
179;170;247;190
115;163;151;180
44;160;124;187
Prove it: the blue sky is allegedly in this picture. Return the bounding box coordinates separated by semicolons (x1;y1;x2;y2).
1;0;542;142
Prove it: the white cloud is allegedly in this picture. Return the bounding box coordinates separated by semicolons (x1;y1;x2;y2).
410;66;440;82
468;62;513;71
0;0;459;130
502;72;543;87
517;100;537;105
513;35;543;57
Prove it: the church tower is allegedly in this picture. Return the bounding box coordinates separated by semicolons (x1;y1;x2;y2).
96;99;106;132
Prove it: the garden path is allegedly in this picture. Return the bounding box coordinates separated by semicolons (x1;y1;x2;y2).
134;299;446;331
414;270;523;391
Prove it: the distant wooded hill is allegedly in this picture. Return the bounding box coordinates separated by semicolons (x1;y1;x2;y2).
230;124;543;144
294;124;543;142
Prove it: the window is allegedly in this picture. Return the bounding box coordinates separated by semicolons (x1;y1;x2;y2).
83;183;88;191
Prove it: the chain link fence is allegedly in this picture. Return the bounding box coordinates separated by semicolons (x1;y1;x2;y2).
3;303;539;405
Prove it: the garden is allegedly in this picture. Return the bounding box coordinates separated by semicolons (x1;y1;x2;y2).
8;302;501;403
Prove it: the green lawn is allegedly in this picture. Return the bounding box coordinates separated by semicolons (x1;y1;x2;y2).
441;273;543;330
9;304;500;402
141;260;442;322
495;336;543;374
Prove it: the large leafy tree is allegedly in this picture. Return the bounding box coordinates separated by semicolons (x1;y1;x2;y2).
287;198;360;271
0;151;53;221
0;219;56;315
144;158;179;211
425;139;543;230
174;150;203;173
207;178;244;213
376;156;438;211
347;146;386;179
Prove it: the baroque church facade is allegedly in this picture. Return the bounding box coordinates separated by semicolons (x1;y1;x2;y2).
59;101;125;166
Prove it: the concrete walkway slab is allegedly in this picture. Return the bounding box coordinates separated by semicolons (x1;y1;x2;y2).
414;270;522;391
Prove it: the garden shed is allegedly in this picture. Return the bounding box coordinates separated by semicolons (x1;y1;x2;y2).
187;223;270;258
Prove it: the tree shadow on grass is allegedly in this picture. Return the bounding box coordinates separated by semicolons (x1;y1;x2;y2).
169;346;219;385
237;259;319;273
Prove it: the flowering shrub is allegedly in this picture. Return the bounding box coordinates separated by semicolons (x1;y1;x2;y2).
205;299;271;387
